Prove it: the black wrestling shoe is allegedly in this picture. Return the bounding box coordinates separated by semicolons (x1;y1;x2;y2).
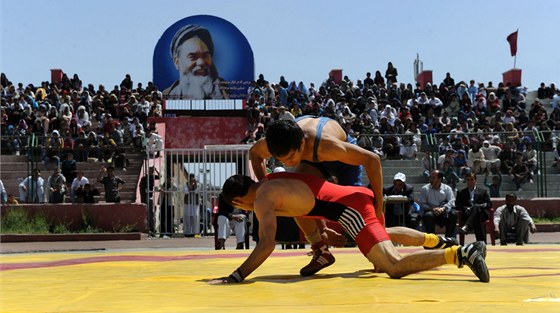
425;236;459;249
300;243;335;277
457;241;490;283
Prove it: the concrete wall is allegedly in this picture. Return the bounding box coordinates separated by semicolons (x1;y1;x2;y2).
0;203;147;233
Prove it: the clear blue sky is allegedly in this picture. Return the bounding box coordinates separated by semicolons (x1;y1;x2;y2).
2;0;558;91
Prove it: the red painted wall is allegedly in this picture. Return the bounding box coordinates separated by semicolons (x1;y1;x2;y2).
151;117;248;149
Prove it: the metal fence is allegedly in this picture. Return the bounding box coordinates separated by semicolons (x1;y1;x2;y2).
143;145;252;237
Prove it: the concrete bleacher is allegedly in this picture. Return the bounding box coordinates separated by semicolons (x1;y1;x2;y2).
372;151;560;199
0;147;144;203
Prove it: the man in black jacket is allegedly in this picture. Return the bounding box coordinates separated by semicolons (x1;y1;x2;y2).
456;173;493;242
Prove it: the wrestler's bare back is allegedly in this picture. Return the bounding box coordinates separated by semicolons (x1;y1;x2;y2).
297;118;348;160
255;178;316;217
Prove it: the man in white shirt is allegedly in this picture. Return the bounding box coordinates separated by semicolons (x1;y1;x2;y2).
467;143;487;175
493;193;537;245
419;170;457;237
277;106;295;121
480;140;501;174
19;169;44;203
428;94;444;115
71;170;90;203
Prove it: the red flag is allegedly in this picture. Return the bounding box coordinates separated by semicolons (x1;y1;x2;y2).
507;30;518;57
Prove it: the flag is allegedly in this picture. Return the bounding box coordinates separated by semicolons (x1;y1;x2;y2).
507;30;518;57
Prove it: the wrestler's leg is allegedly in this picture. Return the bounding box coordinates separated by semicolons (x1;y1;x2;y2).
365;240;447;279
386;226;458;249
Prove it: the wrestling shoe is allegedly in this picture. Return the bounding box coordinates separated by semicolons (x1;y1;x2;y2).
457;241;490;283
425;236;459;249
300;243;335;277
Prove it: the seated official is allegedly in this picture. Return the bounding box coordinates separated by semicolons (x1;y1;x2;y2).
383;172;420;229
216;194;247;250
455;173;493;243
419;170;457;237
493;193;537;246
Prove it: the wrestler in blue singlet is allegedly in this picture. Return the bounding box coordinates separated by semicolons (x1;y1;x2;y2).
295;116;364;186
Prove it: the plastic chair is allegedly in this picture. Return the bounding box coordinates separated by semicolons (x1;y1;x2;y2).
458;208;496;246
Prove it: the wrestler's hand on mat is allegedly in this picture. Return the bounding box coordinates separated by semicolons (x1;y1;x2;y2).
208;269;244;285
322;227;347;247
208;276;238;285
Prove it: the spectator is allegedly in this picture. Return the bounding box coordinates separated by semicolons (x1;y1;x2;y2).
438;137;453;156
419;170;457;237
71;170;89;203
383;172;420;229
484;173;502;198
443;72;455;88
467;143;487;175
216;193;247;250
421;150;436;178
493;193;537;246
46;167;67;203
6;193;19;205
486;92;500;115
76;105;90;128
481;140;501;174
140;166;160;235
399;134;417;160
455;173;493;242
97;166;125;203
454;150;471;178
441;160;460;191
510;155;530;191
183;173;201;237
81;183;100;204
18;169;44;203
373;70;385;87
43;130;63;167
132;124;145;148
552;143;560;168
99;132;117;162
86;131;103;162
60;153;77;186
499;141;517;174
146;130;163;158
119;118;132;145
521;142;538;177
74;130;89;162
0;179;6;204
384;62;398;85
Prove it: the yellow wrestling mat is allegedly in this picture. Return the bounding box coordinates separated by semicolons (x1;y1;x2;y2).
1;245;559;313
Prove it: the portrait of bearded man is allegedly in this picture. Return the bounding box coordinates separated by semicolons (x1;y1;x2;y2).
164;24;229;100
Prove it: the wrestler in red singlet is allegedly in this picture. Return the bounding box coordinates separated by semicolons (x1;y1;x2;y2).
268;172;390;255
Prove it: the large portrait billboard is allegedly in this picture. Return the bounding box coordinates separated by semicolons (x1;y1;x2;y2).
153;15;254;100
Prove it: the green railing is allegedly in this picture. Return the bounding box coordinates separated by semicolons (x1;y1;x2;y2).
534;129;547;197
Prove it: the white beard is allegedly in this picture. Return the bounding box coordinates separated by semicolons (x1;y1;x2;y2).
176;72;215;99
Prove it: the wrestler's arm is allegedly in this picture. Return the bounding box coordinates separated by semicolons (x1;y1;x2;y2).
249;138;272;181
318;137;384;221
209;190;278;284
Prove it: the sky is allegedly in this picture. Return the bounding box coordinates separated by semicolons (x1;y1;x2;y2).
2;0;559;91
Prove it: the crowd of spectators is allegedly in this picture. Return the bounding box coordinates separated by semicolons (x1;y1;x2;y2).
2;65;560;200
242;66;560;192
1;72;165;203
0;72;163;165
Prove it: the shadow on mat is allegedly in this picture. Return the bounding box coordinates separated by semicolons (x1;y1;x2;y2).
198;269;481;284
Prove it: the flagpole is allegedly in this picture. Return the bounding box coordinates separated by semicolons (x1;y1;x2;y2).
513;29;518;68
